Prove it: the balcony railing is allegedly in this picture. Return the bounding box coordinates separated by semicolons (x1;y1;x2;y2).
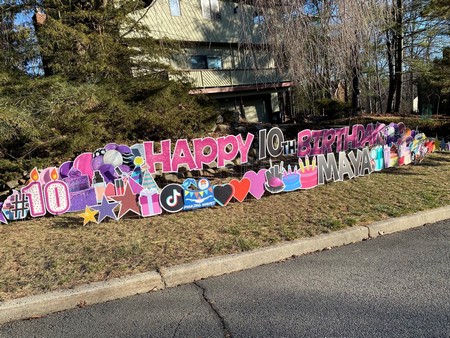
172;69;291;89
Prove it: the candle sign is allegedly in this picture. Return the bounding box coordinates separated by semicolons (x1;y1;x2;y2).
21;168;46;217
44;168;71;215
22;167;71;216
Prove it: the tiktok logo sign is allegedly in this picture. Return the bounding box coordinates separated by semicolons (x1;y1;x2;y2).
159;184;184;213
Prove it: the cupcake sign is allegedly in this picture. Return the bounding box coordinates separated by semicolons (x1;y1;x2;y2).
0;123;438;225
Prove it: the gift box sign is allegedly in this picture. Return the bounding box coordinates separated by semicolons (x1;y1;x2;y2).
68;188;97;212
139;189;162;217
63;168;91;192
63;168;97;212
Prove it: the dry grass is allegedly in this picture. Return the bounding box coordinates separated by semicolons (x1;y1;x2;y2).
1;152;449;301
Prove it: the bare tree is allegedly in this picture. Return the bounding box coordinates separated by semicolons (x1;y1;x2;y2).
236;0;389;116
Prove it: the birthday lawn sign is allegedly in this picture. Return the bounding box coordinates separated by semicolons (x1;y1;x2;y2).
0;122;443;225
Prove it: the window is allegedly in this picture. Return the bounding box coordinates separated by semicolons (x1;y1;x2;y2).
190;55;207;69
201;0;220;20
190;55;222;70
207;56;222;70
169;0;181;16
253;13;265;24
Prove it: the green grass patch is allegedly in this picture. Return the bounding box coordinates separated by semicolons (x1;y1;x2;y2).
0;152;449;301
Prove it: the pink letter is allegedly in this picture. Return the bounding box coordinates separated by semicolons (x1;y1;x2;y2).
310;130;325;155
297;129;312;157
171;139;197;172
193;137;218;169
346;124;365;149
361;123;373;148
237;133;255;164
144;140;172;173
334;127;348;152
322;128;336;154
217;135;239;167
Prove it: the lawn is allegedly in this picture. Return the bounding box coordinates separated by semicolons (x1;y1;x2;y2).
0;152;449;301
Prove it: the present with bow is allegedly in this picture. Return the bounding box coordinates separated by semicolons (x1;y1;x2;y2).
63;168;97;212
139;188;162;217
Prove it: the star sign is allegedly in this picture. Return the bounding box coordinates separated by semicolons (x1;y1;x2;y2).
79;206;98;226
91;195;119;223
110;183;141;219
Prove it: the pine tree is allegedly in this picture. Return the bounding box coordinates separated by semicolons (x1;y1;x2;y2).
0;0;216;186
33;0;171;83
1;0;40;72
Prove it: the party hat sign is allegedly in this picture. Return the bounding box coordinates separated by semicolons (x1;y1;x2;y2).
142;169;161;193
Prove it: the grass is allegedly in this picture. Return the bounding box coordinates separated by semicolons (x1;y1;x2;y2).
0;152;449;301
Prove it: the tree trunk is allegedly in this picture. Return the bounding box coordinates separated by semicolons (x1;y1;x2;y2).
351;64;359;116
394;0;403;114
386;31;395;114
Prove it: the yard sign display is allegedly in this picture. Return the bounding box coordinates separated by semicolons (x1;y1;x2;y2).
0;122;442;225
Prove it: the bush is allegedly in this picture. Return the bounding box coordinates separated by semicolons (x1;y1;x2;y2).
315;98;351;118
0;70;217;186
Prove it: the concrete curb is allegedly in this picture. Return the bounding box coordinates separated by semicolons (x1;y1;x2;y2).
160;226;368;287
1;206;449;325
366;205;450;238
0;271;164;325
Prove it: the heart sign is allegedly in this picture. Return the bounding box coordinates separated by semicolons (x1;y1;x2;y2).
243;169;267;199
213;184;235;207
229;178;250;202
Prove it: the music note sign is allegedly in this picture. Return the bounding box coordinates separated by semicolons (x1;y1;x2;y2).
159;184;184;213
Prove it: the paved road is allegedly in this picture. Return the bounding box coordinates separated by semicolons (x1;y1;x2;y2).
1;219;449;338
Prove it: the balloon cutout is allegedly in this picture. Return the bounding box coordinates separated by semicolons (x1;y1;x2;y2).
73;152;94;181
58;161;73;179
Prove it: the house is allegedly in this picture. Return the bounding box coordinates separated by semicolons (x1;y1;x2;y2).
138;0;295;123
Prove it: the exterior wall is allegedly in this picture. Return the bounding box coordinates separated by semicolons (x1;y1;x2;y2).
134;0;294;122
136;0;265;44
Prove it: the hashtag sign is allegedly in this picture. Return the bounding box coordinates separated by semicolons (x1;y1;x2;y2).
10;193;29;219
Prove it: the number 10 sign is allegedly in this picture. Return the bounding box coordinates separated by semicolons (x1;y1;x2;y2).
21;168;71;216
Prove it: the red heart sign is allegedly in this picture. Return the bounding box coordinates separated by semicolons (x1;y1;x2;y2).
229;178;251;202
